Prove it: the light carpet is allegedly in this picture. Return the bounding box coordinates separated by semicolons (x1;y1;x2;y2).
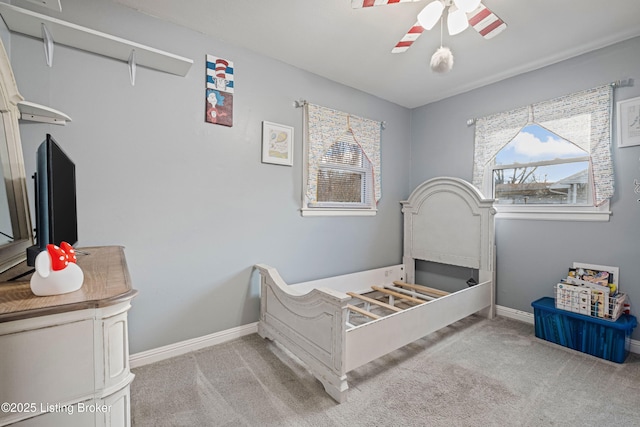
131;316;640;426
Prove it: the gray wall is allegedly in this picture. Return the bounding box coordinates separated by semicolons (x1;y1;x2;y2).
8;0;640;350
411;36;640;339
9;0;411;353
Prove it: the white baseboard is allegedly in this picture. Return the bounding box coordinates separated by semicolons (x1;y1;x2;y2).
129;322;258;369
130;306;640;368
496;304;640;355
496;304;534;324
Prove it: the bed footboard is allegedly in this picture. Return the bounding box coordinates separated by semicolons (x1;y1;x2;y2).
345;279;491;371
255;264;351;402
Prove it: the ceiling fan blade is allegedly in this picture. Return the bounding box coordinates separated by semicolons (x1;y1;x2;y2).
351;0;420;9
467;3;506;39
391;22;424;53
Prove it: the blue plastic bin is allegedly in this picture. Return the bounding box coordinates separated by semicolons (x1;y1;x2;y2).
532;297;637;363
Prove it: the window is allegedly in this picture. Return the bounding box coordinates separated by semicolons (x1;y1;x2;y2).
491;124;591;205
473;85;613;221
302;103;381;216
315;133;373;207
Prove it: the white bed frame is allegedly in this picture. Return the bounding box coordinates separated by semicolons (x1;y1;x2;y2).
256;177;496;402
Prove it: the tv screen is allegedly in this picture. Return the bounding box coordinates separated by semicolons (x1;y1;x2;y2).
27;134;78;266
43;135;78;247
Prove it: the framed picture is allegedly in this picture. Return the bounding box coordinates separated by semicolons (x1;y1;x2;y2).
262;121;294;166
205;54;234;127
617;96;640;148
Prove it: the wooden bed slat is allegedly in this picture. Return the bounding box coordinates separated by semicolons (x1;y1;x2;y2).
393;281;450;297
385;285;436;301
347;304;380;319
347;292;403;312
371;286;424;304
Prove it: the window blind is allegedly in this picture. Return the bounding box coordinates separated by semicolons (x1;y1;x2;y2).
316;132;373;205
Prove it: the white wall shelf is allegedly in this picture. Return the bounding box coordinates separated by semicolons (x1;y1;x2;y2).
20;0;62;12
18;100;71;125
0;3;193;77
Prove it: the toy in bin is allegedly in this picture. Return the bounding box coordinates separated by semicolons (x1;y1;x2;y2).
556;262;628;321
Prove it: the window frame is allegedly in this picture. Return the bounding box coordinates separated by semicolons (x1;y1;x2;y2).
491;155;592;204
302;140;377;216
301;104;380;217
474;86;614;222
312;143;373;208
482;158;611;222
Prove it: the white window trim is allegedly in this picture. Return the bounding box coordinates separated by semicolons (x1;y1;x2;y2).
482;166;611;222
300;207;378;217
301;140;377;217
301;166;376;216
493;155;590;171
316;156;372;209
492;201;611;222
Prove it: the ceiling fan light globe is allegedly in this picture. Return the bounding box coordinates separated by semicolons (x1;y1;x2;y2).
417;1;445;31
447;7;468;35
453;0;481;13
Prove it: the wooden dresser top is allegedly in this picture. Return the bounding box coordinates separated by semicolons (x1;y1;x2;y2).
0;246;137;322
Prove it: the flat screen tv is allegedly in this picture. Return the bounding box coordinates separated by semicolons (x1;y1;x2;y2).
26;134;78;266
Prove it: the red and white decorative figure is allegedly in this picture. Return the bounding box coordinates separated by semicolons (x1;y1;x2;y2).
30;241;84;296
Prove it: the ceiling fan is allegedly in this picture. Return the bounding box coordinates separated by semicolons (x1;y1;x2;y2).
352;0;507;54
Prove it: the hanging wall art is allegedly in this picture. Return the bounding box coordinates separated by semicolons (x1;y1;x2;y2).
617;96;640;148
262;121;294;166
205;54;234;127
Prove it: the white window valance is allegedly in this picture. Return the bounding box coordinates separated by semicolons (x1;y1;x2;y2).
304;103;382;205
472;85;613;206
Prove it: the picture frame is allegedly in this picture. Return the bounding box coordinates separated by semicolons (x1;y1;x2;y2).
262;121;294;166
616;96;640;148
205;54;234;127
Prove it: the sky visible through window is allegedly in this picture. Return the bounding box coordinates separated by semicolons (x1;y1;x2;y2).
494;124;588;182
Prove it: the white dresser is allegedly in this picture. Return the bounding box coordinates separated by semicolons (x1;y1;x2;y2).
0;247;137;427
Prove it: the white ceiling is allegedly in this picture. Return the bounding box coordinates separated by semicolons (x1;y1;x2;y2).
115;0;640;109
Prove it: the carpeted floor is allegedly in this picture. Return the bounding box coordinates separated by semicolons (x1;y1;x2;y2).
131;316;640;426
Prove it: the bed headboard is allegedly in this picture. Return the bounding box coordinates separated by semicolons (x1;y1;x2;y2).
401;177;496;284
